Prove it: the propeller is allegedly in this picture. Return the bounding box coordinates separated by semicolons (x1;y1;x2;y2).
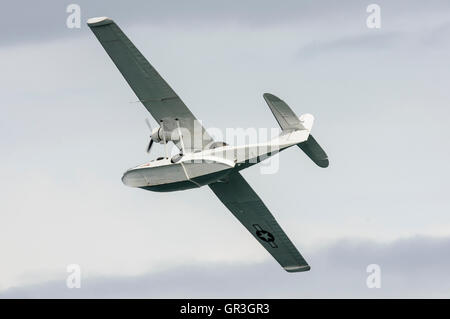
146;138;154;153
145;118;154;153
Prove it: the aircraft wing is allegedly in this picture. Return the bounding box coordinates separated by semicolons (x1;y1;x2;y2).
87;17;213;150
209;172;310;272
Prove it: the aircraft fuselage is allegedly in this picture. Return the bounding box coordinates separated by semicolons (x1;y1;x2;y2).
122;129;309;192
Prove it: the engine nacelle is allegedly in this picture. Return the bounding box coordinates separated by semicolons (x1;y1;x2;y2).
150;127;163;143
150;127;181;144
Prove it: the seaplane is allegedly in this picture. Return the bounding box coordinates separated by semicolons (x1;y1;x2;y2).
88;17;329;272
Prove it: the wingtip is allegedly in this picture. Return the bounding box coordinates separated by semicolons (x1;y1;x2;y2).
284;265;311;272
87;16;113;27
263;93;281;101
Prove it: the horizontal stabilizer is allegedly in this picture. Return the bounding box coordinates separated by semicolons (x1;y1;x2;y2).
298;135;329;168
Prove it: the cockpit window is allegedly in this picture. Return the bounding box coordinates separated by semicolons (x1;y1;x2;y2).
171;153;183;163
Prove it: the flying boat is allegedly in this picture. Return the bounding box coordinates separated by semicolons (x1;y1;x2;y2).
88;17;329;272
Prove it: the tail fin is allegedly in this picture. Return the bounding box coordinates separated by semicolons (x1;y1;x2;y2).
264;93;310;131
263;93;329;168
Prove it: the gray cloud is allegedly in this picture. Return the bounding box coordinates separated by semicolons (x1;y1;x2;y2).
2;236;450;298
0;0;338;46
298;32;401;58
3;0;450;46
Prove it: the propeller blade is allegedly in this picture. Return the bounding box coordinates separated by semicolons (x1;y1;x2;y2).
145;118;154;153
145;118;152;131
146;138;154;153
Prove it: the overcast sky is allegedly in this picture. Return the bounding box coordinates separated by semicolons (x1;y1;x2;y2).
1;0;450;298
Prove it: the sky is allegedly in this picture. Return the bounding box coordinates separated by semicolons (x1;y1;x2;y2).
1;0;450;298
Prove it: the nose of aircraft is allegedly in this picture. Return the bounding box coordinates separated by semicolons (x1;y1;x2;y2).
122;169;147;187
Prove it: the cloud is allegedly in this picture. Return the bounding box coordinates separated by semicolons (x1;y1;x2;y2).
2;235;450;298
0;0;336;46
4;0;450;47
297;32;401;58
